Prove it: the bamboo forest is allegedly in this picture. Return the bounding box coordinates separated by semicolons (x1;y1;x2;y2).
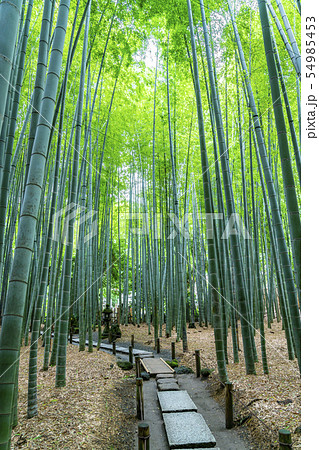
0;0;303;448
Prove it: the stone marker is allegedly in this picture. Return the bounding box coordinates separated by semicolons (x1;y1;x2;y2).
156;373;175;380
163;412;216;449
158;383;180;391
157;390;197;413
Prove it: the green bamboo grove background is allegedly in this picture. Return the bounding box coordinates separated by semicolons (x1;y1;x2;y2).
0;0;300;446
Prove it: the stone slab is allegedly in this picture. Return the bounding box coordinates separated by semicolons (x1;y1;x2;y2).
157;390;197;413
156;373;175;380
157;378;179;385
158;383;180;391
163;412;216;449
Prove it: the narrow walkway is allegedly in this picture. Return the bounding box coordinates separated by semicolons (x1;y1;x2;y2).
177;375;250;450
140;378;169;450
138;358;250;450
70;336;250;449
71;337;153;358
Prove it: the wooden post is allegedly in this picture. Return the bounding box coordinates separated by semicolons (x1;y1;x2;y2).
136;378;144;420
225;382;234;429
195;350;201;377
129;345;133;364
279;429;292;449
138;422;150;450
112;341;116;355
171;342;175;360
156;337;160;353
131;334;135;348
135;356;141;378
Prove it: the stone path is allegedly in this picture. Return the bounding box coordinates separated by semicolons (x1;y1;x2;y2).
157;390;197;413
175;375;249;450
141;359;217;448
138;352;250;450
69;335;249;449
163;412;217;449
152;374;217;449
138;373;250;450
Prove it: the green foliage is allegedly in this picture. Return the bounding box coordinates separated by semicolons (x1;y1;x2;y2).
201;367;213;377
175;365;194;374
165;359;179;368
117;361;133;370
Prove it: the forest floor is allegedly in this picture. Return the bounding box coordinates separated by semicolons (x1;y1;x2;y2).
11;341;137;449
120;320;301;449
11;319;300;449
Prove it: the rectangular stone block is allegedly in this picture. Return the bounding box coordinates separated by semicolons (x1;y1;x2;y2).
133;349;153;356
156;373;175;380
157;390;197;413
158;383;180;391
163;412;216;449
157;378;179;385
137;353;154;358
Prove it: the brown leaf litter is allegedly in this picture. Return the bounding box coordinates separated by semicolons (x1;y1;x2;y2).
11;341;137;449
